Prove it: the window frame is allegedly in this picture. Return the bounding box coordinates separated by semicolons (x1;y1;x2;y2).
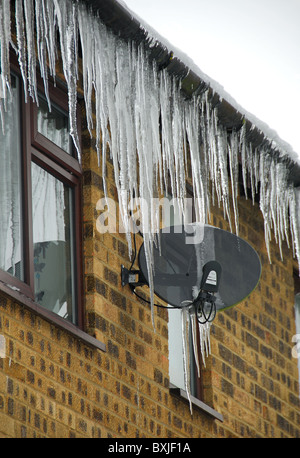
168;307;205;401
30;83;81;176
164;186;223;418
164;188;208;403
0;56;85;330
166;189;213;411
191;322;205;399
294;268;300;395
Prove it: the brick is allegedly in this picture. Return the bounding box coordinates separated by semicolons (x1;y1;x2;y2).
0;30;298;440
221;378;234;397
255;385;267;403
218;343;233;364
245;332;259;351
0;412;15;437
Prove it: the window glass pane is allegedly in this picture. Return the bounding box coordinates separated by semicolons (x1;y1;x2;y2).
166;195;200;396
168;309;200;397
37;96;72;154
0;75;24;280
31;163;76;323
295;294;300;396
168;308;186;390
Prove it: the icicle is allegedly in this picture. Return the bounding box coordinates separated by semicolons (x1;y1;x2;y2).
181;306;193;414
160;69;175;196
246;143;256;205
35;0;51;109
0;101;4;134
78;3;94;137
198;321;212;368
15;0;28;103
206;97;218;207
240;120;248;200
53;0;81;160
41;0;56;81
259;152;272;262
0;0;12;105
253;146;260;196
185;95;207;223
276;163;291;253
171;78;186;204
288;186;300;273
228;130;239;235
24;0;38;103
190;308;200;378
269;160;278;245
215;114;232;231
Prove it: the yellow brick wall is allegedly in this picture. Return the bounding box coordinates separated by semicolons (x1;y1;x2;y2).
0;55;299;439
208;197;300;437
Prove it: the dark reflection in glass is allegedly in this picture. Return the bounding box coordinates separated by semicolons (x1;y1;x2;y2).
37;96;72;154
31;163;76;323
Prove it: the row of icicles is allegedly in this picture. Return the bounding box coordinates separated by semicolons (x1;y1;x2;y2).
0;0;299;414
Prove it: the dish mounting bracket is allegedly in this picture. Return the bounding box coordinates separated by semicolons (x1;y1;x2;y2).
121;265;147;288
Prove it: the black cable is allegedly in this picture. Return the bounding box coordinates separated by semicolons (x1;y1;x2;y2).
129;231;137;271
129;231;182;310
196;299;216;324
130;284;183;310
128;229;217;321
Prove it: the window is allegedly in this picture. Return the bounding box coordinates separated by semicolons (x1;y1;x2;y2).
165;195;223;420
36;95;72;154
295;294;300;390
294;271;300;396
163;194;204;399
0;74;24;281
0;63;82;327
169;308;204;399
31;163;76;321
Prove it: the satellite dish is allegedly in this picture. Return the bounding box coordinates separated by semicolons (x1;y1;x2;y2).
134;223;261;318
122;223;261;408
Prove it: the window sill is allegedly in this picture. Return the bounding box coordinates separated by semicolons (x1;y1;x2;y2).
0;280;106;353
169;383;224;422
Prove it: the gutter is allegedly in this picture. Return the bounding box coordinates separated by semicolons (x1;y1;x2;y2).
84;0;300;187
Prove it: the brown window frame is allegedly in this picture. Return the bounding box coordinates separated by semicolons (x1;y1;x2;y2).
0;56;85;331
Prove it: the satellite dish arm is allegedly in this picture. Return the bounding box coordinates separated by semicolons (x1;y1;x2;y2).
121;265;147;288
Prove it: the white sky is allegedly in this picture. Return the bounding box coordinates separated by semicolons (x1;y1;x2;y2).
122;0;300;158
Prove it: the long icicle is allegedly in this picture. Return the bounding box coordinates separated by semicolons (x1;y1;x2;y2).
181;306;193;415
190;307;201;378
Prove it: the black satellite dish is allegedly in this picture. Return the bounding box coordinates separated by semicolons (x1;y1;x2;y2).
122;223;261;321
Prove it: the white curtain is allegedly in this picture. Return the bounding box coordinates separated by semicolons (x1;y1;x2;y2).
37;97;71;154
0;76;23;278
31;163;65;244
